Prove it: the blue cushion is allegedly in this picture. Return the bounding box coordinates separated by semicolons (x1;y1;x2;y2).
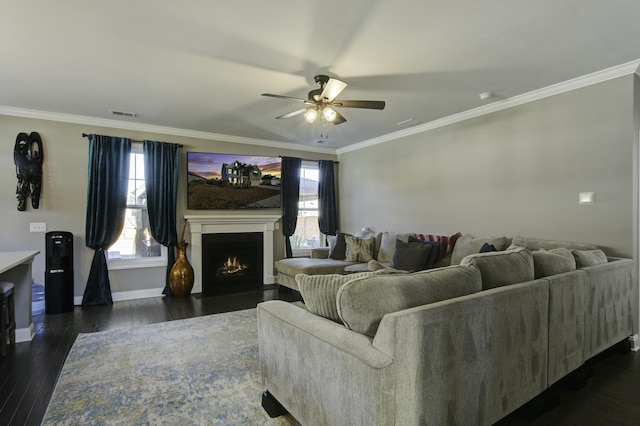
479;242;497;253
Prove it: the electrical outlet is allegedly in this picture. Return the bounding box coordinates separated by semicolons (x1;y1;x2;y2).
29;222;47;232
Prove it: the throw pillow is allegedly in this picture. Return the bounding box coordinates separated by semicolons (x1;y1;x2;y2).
408;236;440;269
390;239;431;271
572;249;608;268
377;232;415;263
416;232;463;267
296;271;387;322
532;247;576;278
328;231;350;260
344;234;375;262
479;242;497;253
450;235;507;265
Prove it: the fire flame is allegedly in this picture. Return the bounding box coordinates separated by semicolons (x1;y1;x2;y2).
217;256;249;277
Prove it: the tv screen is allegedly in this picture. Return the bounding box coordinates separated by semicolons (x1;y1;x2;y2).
187;152;282;209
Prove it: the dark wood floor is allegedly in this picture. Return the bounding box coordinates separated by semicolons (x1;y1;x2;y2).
0;286;301;426
1;287;638;426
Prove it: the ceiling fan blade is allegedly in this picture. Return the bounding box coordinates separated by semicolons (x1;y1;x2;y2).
261;93;311;103
320;78;347;102
276;108;307;119
332;100;386;110
332;111;347;125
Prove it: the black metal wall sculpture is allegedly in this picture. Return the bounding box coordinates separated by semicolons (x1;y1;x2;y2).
14;132;44;211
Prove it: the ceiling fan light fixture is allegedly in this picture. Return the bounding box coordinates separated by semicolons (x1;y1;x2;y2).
322;107;337;122
303;108;318;123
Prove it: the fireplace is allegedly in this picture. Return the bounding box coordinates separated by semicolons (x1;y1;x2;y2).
184;215;280;295
202;232;263;296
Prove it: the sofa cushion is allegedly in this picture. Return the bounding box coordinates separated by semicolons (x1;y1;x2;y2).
344;234;376;262
572;249;608;267
511;236;598;251
408;236;440;269
450;235;507;265
377;232;415;263
390;239;431;271
532;247;576;278
276;257;356;277
336;265;482;337
460;247;534;290
296;270;389;322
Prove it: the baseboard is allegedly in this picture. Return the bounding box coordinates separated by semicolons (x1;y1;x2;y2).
16;323;35;343
73;287;165;305
629;334;640;352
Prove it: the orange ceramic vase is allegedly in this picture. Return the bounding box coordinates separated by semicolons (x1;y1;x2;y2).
169;241;194;297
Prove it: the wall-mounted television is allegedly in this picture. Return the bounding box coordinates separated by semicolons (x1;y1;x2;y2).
187;152;282;209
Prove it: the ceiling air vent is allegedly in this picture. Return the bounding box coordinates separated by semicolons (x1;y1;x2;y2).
109;109;137;118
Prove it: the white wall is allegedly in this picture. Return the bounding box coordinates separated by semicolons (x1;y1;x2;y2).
338;75;638;334
0;116;335;298
338;76;634;256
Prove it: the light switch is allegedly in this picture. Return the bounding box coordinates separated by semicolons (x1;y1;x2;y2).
30;222;47;232
579;192;594;205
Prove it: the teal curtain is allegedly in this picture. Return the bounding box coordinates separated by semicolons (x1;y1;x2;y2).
318;160;338;238
143;140;180;297
82;134;131;306
281;157;301;258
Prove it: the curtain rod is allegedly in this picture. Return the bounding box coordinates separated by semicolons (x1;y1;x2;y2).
82;133;183;148
280;155;339;164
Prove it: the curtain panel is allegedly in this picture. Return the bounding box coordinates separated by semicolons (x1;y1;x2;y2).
82;134;131;306
143;140;180;297
281;157;301;258
318;160;338;238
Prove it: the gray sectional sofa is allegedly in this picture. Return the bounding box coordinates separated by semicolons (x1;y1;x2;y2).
259;236;634;425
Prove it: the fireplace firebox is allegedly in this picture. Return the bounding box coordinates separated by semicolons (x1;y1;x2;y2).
202;232;263;296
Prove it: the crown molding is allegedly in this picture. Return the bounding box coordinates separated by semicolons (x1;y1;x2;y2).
338;59;640;155
0;106;336;155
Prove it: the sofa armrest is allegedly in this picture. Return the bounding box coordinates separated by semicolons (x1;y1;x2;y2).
311;247;330;259
257;300;394;426
258;301;392;369
546;270;587;385
372;279;550;425
581;258;633;359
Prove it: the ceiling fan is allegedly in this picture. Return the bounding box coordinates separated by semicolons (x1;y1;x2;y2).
261;75;385;125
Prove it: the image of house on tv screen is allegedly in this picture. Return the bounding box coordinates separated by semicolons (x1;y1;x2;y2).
187;152;282;209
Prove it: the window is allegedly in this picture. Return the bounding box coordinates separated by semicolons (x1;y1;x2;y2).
291;161;322;255
107;147;166;269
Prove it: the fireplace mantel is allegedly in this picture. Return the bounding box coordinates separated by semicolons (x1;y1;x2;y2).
185;214;280;293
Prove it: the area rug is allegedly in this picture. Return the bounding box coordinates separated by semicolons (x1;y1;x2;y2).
42;309;299;425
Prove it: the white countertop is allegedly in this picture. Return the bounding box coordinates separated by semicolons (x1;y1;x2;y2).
0;251;40;274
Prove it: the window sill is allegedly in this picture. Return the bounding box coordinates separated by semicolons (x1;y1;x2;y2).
108;257;167;270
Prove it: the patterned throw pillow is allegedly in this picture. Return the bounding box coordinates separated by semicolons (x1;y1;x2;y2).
344;235;375;262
